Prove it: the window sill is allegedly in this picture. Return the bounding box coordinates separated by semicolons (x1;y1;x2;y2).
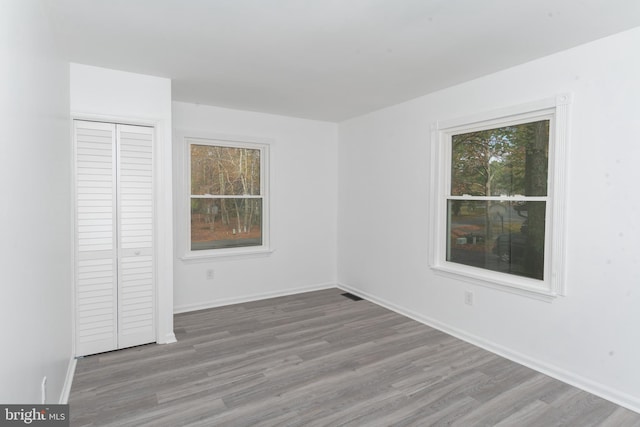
431;263;559;302
181;247;275;263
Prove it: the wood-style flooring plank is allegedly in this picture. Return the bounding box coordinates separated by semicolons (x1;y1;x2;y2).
69;288;640;426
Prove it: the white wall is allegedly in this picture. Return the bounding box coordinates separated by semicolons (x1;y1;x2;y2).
70;64;176;344
338;27;640;411
173;102;338;311
0;1;72;403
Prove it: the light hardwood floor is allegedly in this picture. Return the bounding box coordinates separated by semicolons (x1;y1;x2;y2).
69;288;640;426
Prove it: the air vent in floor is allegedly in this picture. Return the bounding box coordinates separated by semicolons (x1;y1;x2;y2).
341;292;364;301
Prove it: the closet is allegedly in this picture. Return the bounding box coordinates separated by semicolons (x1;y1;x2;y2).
74;120;156;357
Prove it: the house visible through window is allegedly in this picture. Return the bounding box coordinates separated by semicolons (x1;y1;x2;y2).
189;141;267;252
430;95;570;297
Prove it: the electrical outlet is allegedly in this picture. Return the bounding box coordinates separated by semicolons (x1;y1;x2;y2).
41;376;47;404
206;269;214;280
464;291;474;306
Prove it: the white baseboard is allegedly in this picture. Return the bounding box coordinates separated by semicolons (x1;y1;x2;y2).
337;282;640;414
158;332;177;344
59;356;77;404
173;282;336;314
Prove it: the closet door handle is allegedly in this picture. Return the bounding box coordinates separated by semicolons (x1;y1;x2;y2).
134;250;141;255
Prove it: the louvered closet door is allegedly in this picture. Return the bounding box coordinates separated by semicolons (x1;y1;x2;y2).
74;121;118;356
117;124;155;348
74;121;155;357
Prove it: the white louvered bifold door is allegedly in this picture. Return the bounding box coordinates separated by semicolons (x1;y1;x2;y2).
74;121;155;357
74;121;118;356
117;124;155;348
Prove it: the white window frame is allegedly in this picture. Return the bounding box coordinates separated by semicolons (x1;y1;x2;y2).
180;133;272;261
429;94;571;299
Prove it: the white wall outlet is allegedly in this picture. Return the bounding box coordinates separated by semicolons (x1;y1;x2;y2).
206;269;214;280
41;376;47;404
464;291;474;306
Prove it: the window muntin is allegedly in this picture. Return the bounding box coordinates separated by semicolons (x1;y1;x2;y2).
447;120;549;281
189;141;266;252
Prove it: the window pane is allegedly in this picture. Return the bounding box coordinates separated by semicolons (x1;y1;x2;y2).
447;200;545;280
451;120;549;197
191;198;262;250
191;144;261;196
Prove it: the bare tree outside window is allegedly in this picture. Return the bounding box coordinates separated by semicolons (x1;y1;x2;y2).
190;144;263;250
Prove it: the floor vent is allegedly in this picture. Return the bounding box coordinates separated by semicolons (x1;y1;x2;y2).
341;292;364;301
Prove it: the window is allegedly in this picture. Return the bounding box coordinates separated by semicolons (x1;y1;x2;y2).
186;137;270;256
430;95;570;297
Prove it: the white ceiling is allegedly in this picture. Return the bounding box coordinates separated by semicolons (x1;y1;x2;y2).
45;0;640;122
